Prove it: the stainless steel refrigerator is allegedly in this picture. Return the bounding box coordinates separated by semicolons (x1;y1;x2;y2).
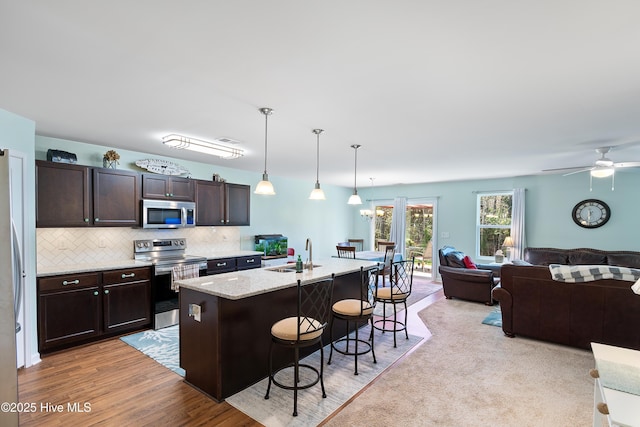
0;148;21;426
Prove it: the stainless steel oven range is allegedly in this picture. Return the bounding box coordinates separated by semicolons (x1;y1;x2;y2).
133;238;207;329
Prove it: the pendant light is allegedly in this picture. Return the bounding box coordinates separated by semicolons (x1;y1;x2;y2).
347;144;363;205
309;129;326;200
255;107;276;195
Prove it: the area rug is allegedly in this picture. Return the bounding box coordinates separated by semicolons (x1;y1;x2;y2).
225;326;423;427
481;305;502;327
324;299;594;427
120;326;185;376
373;278;441;317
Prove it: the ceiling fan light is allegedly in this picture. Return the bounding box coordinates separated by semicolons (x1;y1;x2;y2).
590;167;614;178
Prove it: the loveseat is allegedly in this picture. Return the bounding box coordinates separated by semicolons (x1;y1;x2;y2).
438;246;500;305
492;247;640;350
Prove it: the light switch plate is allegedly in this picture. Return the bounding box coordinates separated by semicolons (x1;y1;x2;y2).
188;303;201;322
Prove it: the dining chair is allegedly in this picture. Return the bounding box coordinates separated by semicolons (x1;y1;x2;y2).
328;266;378;375
264;275;335;416
336;245;356;259
379;244;396;287
347;238;364;252
376;240;395;252
371;258;414;348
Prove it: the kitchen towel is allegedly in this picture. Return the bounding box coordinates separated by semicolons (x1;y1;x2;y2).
171;264;200;291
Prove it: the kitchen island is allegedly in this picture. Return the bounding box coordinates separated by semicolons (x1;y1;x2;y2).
175;257;378;401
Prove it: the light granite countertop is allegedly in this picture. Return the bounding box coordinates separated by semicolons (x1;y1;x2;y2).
37;260;154;277
37;250;264;277
175;257;378;300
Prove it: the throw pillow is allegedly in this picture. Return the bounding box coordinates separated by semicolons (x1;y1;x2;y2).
511;259;532;266
463;255;478;269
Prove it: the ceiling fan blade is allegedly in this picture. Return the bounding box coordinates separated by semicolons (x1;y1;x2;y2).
562;168;593;176
541;166;591;174
613;161;640;168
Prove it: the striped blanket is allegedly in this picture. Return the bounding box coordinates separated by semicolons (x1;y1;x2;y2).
549;264;640;291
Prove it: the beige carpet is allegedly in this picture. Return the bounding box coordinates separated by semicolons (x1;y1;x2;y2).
325;299;595;427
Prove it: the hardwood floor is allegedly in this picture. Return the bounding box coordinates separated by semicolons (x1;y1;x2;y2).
18;339;261;426
19;278;442;426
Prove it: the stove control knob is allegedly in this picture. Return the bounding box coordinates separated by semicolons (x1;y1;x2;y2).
180;240;185;246
144;242;150;248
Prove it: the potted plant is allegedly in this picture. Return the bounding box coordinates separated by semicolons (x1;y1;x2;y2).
103;150;120;169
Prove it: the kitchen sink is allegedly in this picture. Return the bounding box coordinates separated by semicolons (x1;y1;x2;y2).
266;265;322;273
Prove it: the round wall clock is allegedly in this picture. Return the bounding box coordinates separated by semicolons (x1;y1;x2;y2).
572;199;611;229
135;159;190;176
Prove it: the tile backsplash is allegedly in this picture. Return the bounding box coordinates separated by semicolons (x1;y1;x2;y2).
37;227;243;268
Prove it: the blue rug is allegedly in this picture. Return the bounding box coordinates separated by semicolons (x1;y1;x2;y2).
120;325;185;376
482;306;502;327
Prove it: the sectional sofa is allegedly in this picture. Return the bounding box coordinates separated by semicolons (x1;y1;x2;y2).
492;247;640;350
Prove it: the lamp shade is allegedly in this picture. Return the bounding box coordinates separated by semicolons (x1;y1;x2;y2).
255;107;276;195
348;193;362;205
503;236;514;247
255;174;276;195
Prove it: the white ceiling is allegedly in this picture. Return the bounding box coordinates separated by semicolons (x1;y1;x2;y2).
2;1;640;187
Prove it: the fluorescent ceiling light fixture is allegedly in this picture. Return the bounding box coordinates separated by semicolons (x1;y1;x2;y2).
590;167;614;178
162;134;243;159
255;108;276;195
348;144;362;205
309;129;326;200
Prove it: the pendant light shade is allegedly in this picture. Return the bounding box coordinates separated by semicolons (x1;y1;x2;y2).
309;129;326;200
348;144;362;205
255;107;276;195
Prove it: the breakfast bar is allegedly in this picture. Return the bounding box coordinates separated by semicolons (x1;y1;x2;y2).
175;257;378;401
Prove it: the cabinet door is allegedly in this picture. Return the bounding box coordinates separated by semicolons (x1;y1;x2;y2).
168;176;195;201
103;268;151;333
142;174;194;201
195;180;225;226
38;286;101;352
225;183;250;226
141;174;171;199
36;161;91;227
93;168;141;226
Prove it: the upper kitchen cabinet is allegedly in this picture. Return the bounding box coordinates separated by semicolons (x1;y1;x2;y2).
141;174;195;201
36;160;91;227
195;180;250;226
36;160;141;227
92;168;141;226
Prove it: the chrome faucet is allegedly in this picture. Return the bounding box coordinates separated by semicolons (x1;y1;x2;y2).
305;238;313;270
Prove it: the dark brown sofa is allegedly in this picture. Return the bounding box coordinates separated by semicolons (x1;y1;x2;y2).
438;246;499;305
493;247;640;350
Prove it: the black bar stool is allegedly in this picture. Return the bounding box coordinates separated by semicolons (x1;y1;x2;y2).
264;274;335;417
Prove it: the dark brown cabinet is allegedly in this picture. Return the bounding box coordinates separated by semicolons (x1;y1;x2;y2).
38;272;102;352
142;174;194;201
36;161;91;227
102;268;151;333
195;180;250;226
38;267;151;353
36;160;141;227
236;255;261;270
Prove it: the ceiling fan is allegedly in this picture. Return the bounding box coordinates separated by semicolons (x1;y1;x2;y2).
544;146;640;178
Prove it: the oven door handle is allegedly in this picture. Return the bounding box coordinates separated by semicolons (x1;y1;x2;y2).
154;266;174;276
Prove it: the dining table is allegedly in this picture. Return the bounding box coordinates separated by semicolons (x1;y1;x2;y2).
353;250;403;263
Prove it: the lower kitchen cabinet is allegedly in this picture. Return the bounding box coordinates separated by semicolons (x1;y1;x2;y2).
103;268;151;333
38;267;151;353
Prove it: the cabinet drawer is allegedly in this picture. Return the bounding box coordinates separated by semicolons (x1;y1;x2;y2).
207;258;237;274
237;255;260;270
103;267;151;284
39;273;100;292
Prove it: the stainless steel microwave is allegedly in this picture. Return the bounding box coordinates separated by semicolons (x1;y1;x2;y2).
141;199;196;228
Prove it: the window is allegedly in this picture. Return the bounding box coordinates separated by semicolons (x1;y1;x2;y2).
477;192;512;259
